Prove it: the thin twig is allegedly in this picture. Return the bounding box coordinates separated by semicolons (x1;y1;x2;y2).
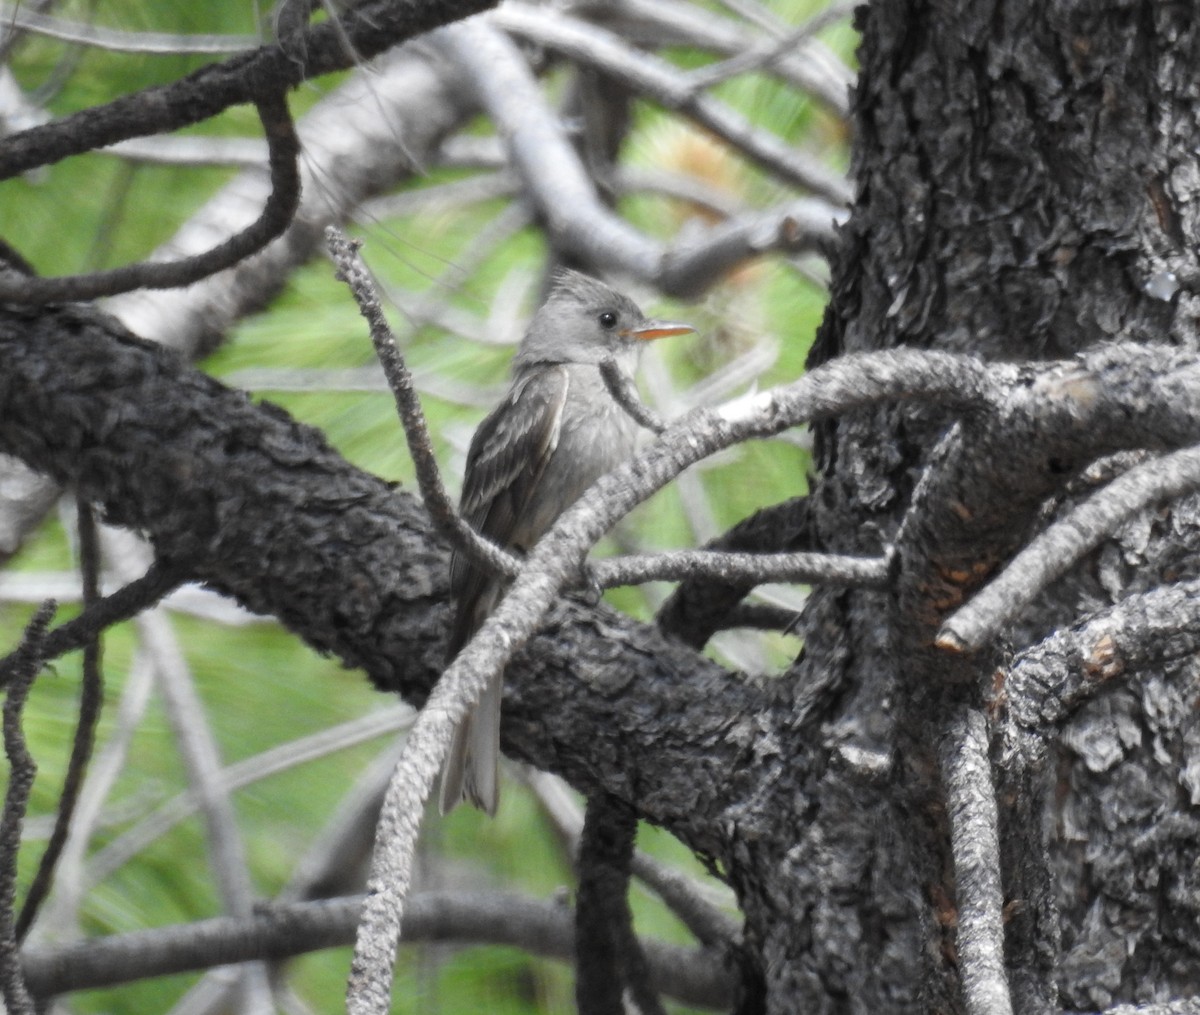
685;0;857;92
0;3;255;53
580;0;852;114
600;356;667;433
324;226;519;581
939;444;1200;653
15;502;105;940
0;92;300;304
0;602;55;1015
940;709;1013;1015
0;559;191;689
593;548;889;589
32;650;157;936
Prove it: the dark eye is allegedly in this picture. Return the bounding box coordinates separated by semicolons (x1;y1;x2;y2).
598;311;618;329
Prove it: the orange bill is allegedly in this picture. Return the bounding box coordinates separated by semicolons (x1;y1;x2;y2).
622;320;695;341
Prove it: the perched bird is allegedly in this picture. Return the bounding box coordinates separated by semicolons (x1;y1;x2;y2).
440;270;694;814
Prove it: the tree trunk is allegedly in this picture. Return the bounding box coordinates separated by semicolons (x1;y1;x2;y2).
786;1;1200;1010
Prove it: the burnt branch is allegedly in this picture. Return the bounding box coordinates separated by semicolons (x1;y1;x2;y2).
0;91;301;304
0;603;54;1015
575;795;664;1015
14;504;104;941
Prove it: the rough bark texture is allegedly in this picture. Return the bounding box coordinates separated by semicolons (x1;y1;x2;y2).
3;1;1200;1013
795;1;1200;1011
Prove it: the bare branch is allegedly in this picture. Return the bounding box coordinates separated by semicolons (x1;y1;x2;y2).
435;18;659;279
939;709;1013;1015
684;0;856;92
1001;579;1200;744
939;444;1200;653
576;0;852;114
435;18;843;297
15;503;104;940
0;602;54;1015
593;548;889;589
20;890;732;1008
0;560;189;689
0;3;256;53
325;227;519;581
576;795;665;1015
600;356;667;434
0;92;301;304
527;770;739;950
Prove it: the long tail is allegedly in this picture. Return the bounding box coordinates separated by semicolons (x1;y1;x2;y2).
438;669;501;815
439;581;503;814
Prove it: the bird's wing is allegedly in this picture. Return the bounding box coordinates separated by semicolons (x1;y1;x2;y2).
459;365;570;541
450;365;570;600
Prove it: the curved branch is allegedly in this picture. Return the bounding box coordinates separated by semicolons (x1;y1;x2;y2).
326;227;519;581
0;92;301;304
435;19;843;297
14;504;103;941
0;603;54;1015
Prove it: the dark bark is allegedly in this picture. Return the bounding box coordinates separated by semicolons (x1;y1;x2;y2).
0;301;766;870
794;0;1200;1011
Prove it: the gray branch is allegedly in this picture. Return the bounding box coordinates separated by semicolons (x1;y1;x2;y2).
20;891;733;1009
593;548;889;589
435;18;843;297
939;445;1200;653
494;3;852;206
940;709;1013;1015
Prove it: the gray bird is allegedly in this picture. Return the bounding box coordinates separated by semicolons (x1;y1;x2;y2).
439;270;694;814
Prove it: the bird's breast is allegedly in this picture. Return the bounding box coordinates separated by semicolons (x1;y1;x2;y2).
518;364;640;543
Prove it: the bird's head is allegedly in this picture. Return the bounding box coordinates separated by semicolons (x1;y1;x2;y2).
514;270;693;373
